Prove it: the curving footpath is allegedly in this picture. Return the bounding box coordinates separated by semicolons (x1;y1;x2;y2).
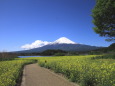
21;63;79;86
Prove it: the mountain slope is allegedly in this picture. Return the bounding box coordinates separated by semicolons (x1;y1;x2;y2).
17;44;101;53
17;37;101;53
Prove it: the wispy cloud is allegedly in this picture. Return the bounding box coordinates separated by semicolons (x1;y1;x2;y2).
21;40;50;50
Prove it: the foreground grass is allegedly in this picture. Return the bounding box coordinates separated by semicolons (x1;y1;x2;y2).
0;59;36;86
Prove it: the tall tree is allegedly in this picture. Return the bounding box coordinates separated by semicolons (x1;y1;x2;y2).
92;0;115;41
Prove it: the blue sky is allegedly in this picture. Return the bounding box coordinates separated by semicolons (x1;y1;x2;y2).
0;0;112;51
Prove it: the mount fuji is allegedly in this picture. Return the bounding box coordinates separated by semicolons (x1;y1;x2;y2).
17;37;101;53
52;37;76;44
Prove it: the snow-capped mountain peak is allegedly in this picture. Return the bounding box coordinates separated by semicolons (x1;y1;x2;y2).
21;37;76;50
53;37;76;44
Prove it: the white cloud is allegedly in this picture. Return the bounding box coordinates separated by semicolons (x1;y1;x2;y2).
21;40;50;50
21;37;76;50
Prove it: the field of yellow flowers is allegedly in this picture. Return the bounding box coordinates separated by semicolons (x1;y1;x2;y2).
37;55;115;86
0;59;35;86
0;55;114;86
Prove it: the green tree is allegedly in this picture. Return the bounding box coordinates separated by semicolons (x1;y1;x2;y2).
92;0;115;41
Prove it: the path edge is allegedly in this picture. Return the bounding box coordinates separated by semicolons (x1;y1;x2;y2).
20;67;26;86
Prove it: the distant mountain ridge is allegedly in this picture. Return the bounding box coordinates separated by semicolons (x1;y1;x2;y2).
17;44;101;53
21;37;76;50
16;37;101;53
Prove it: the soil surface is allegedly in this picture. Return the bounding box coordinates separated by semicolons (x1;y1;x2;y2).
21;63;79;86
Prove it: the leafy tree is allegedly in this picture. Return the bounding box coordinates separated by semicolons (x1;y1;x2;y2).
92;0;115;41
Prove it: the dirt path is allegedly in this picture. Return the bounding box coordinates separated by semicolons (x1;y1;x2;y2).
21;63;79;86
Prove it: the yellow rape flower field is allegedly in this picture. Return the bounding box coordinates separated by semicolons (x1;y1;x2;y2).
0;59;36;86
0;55;115;86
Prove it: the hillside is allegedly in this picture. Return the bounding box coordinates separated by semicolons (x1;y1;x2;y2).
17;44;101;53
90;43;115;54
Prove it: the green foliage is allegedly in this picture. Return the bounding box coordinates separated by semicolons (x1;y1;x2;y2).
109;43;115;49
92;53;115;59
89;43;115;55
40;49;66;56
92;0;115;41
54;53;65;56
0;52;17;61
38;55;115;86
